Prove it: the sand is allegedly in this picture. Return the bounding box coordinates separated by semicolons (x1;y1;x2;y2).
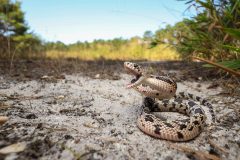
0;70;239;160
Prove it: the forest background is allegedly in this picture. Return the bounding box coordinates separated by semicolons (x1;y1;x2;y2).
0;0;239;70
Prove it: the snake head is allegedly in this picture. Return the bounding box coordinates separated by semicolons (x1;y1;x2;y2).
124;62;145;88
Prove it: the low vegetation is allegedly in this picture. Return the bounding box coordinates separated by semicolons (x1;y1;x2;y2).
151;0;240;71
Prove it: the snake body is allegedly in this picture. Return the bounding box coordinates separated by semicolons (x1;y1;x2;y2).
124;62;215;141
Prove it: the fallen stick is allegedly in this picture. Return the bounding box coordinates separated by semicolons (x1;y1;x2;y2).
0;93;43;100
208;139;229;155
169;143;221;160
192;56;240;77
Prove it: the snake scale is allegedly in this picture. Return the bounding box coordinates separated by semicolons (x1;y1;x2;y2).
124;62;215;141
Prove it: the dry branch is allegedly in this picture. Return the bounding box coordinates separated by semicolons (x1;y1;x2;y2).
208;139;229;155
169;143;221;160
0;93;43;100
192;56;240;77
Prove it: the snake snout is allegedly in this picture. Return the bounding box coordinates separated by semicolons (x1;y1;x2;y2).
124;61;142;76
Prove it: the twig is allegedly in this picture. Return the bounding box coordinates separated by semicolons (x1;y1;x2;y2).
169;143;221;160
9;48;17;75
192;56;240;77
208;139;229;155
0;93;43;100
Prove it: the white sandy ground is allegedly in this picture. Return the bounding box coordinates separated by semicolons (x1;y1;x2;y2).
0;73;239;160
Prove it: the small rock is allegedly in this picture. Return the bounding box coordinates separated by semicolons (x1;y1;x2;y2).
127;130;133;134
55;95;65;100
26;113;37;119
111;129;116;134
95;74;100;79
41;75;50;79
64;135;74;140
224;144;230;149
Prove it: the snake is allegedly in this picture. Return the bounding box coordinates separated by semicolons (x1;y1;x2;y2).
124;62;215;141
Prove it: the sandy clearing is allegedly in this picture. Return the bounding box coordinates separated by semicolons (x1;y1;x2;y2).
0;73;239;160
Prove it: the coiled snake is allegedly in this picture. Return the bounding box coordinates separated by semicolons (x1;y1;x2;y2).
124;62;215;141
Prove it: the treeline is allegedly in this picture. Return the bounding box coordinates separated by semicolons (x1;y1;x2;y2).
45;38;178;60
0;0;239;61
45;38;129;54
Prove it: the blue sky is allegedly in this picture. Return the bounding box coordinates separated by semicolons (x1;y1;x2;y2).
20;0;194;44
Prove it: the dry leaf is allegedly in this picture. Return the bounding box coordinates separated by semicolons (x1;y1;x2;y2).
0;142;26;154
0;116;8;125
